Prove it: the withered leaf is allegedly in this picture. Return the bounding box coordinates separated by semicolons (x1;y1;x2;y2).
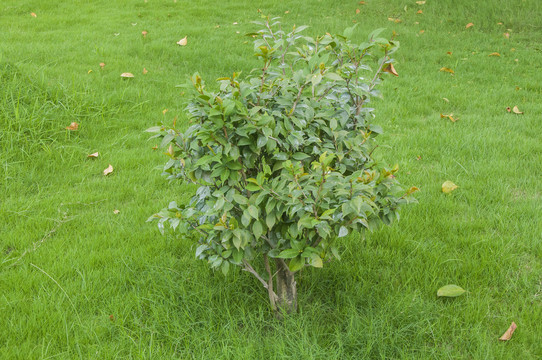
177;36;187;46
99;62;105;69
512;106;523;114
30;12;37;18
466;23;474;29
442;181;458;194
356;8;360;14
504;32;510;39
383;63;398;76
416;1;426;4
143;67;148;74
417;10;423;14
66;122;79;131
113;209;120;214
87;152;99;158
103;164;114;176
489;52;501;57
440;67;455;74
120;72;134;78
440;113;457;122
499;322;517;341
142;30;148;38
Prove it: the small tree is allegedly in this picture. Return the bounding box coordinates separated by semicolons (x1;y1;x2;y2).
148;16;416;315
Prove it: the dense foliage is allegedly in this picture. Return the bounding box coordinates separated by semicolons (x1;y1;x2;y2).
148;16;415;311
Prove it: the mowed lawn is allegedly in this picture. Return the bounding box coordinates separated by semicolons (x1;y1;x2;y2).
1;0;541;358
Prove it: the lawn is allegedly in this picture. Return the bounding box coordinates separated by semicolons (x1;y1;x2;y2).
1;0;541;358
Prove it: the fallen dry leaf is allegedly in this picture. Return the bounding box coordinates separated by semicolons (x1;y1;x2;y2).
285;10;290;14
233;22;238;25
416;0;426;4
447;51;452;55
30;12;37;18
120;72;134;78
88;70;93;74
359;1;366;4
142;30;148;38
103;164;114;176
383;63;398;76
419;30;425;34
466;22;474;29
489;52;501;57
177;36;187;46
440;113;457;122
356;8;361;14
506;107;511;112
152;145;158;150
512;106;523;114
440;67;455;74
416;155;422;160
66;122;79;131
113;209;120;214
162;109;168;115
442;180;458;194
99;62;105;69
417;10;423;14
388;17;402;23
499;322;517;341
87;152;99;158
504;32;510;39
443;97;450;102
143;67;148;74
406;186;420;195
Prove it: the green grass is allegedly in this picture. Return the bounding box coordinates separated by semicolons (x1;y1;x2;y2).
1;0;541;358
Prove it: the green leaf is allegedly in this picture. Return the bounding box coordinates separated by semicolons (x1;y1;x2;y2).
298;216;317;230
221;261;230;275
253;220;264;239
338;226;348;238
277;249;301;259
292;152;311;161
343;23;358;38
437;285;466;298
246;183;260;192
288;256;305;272
324;72;343;82
233;193;248;205
247;205;259;220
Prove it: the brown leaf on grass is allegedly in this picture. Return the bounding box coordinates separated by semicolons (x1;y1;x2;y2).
419;30;425;34
489;52;501;57
162;109;168;115
284;10;290;14
406;186;420;195
383;63;398;76
417;10;423;14
142;30;148;38
440;67;455;74
143;67;148;74
356;8;360;14
504;32;510;39
506;107;511;112
66;122;79;131
99;62;105;69
103;164;114;176
512;106;523;114
30;12;37;18
388;17;402;23
466;22;474;29
440;113;457;122
499;322;517;341
120;72;134;78
177;36;187;46
447;51;452;55
416;1;426;4
152;145;158;150
87;152;99;158
359;1;366;4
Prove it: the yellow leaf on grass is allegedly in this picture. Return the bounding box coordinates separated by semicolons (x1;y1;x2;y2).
30;12;37;18
120;72;134;78
113;209;120;214
416;1;426;4
87;152;99;158
499;322;517;341
66;122;79;131
177;36;187;46
356;8;360;14
442;181;458;194
388;17;402;23
406;186;420;195
143;67;148;74
99;62;105;69
417;10;423;14
142;30;148;38
162;109;168;115
512;106;523;114
103;164;114;176
440;67;454;74
466;22;474;29
284;10;290;14
489;52;501;57
383;63;398;76
440;113;457;122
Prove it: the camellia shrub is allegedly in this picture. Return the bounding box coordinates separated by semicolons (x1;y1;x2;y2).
148;16;416;315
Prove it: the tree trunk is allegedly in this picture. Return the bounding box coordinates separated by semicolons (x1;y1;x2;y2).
274;259;297;315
